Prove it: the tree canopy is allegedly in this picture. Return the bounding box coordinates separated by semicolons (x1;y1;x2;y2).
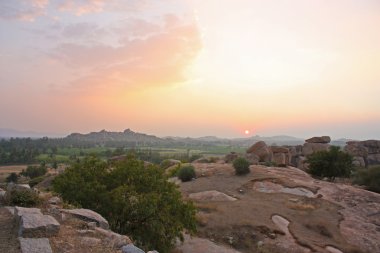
53;155;196;253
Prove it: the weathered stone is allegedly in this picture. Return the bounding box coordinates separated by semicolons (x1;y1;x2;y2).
367;154;380;166
81;236;102;246
61;209;109;229
48;196;61;205
305;136;331;144
224;152;238;163
0;188;6;202
7;183;31;192
189;190;237;202
122;244;145;253
361;140;380;154
302;143;330;156
271;146;289;153
344;143;368;157
273;153;287;166
246;141;272;162
87;221;97;230
95;227;132;248
353;156;366;167
19;238;53;253
176;234;241;253
19;212;60;238
15;206;43;220
244;153;259;165
147;251;159;253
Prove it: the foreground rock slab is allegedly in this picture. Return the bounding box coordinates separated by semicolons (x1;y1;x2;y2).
176;235;242;253
61;208;109;229
189;190;237;202
122;244;145;253
19;238;53;253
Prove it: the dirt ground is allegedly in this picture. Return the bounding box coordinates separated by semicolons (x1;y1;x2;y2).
0;165;28;182
178;163;378;253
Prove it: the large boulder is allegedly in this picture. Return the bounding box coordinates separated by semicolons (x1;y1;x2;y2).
61;209;109;229
305;136;331;144
361;140;380;154
367;154;380;166
95;227;132;249
244;153;259;165
122;244;145;253
19;238;53;253
16;207;60;238
344;142;368;157
273;153;287;167
247;141;272;162
271;146;289;153
302;143;330;156
353;156;366;167
224;152;238;163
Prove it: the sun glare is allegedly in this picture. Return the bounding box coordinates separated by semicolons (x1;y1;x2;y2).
245;130;250;135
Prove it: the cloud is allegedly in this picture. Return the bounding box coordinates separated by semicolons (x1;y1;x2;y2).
57;0;107;15
51;17;201;90
0;0;49;21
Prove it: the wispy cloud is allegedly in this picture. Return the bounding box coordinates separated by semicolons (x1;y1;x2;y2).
0;0;49;21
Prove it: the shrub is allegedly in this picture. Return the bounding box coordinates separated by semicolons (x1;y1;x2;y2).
177;165;196;182
353;166;380;193
53;156;196;253
21;165;47;179
7;190;40;207
307;146;353;180
167;164;181;178
6;172;18;183
29;176;45;188
233;157;250;175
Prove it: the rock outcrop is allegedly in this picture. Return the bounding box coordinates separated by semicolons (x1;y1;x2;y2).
345;140;380;167
305;136;331;143
189;190;237;202
246;141;272;162
61;208;109;229
19;238;53;253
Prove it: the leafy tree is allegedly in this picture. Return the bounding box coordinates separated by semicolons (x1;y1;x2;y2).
177;165;196;182
6;172;18;183
233;157;250;175
53;156;196;253
307;146;353;180
21;164;47;179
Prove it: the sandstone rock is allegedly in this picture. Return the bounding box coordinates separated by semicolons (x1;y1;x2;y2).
48;196;61;205
271;146;289;153
15;206;43;220
273;153;286;166
176;235;241;253
87;222;97;230
296;156;308;170
122;244;145;253
189;190;237;202
353;156;366;167
244;153;259;165
19;212;60;238
61;209;109;229
246;141;272;162
302;143;330;156
367;154;380;166
19;238;53;253
81;236;102;246
361;140;380;154
305;136;331;144
224;152;238;163
95;227;132;248
7;183;31;192
344;143;368;157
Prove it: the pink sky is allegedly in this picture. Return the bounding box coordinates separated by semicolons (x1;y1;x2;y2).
0;0;379;139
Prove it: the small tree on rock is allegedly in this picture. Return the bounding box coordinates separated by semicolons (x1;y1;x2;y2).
307;146;353;180
233;157;250;175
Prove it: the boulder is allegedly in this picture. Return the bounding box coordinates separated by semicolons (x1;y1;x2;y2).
302;143;330;156
48;196;61;205
361;140;380;154
61;209;109;229
244;153;259;165
305;136;331;144
367;154;380;166
247;141;272;162
80;236;102;246
0;188;5;202
189;190;237;202
353;156;366;167
7;183;31;192
273;153;287;166
344;142;368;157
19;238;53;253
95;227;132;249
122;244;145;253
224;152;238;163
19;212;60;238
15;206;43;220
271;146;289;153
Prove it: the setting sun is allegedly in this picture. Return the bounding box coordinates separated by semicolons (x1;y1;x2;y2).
245;130;250;135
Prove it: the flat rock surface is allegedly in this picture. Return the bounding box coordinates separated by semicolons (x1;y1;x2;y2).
189;190;237;202
20;213;60;238
61;209;109;229
19;238;53;253
177;235;242;253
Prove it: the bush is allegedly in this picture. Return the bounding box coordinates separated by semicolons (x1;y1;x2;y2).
7;190;40;207
177;165;196;182
29;176;45;188
53;156;196;253
307;146;353;180
6;172;18;183
21;165;47;179
233;157;250;175
353;166;380;193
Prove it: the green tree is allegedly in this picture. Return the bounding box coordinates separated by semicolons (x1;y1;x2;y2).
6;172;18;183
53;156;196;253
307;146;353;180
21;164;47;179
233;157;250;175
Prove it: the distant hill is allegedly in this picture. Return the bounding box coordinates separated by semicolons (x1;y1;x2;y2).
66;129;164;144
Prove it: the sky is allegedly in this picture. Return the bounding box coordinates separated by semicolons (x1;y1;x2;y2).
0;0;379;139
